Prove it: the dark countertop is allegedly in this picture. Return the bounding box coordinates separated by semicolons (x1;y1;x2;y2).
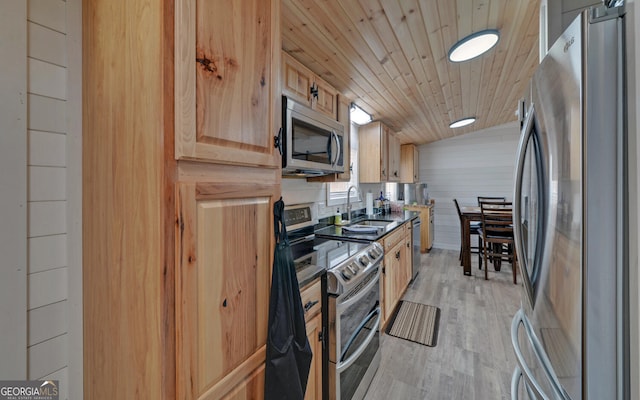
297;264;325;290
314;210;420;243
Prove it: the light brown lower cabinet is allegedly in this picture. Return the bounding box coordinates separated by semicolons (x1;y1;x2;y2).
380;223;412;328
175;176;279;400
305;312;323;400
300;277;323;400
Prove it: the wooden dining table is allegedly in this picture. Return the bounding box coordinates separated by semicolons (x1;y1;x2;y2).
460;205;481;276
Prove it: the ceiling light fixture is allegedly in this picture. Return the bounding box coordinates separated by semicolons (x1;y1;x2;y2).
449;117;477;128
448;29;500;62
350;103;373;125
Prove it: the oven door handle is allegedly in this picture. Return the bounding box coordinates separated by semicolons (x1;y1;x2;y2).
337;268;380;311
336;307;381;373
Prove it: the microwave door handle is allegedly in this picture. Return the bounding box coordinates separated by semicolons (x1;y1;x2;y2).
332;130;341;167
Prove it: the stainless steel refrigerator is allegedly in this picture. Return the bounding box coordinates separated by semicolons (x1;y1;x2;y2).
511;4;629;399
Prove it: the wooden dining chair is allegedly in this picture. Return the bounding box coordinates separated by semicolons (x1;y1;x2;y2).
478;201;517;283
477;196;506;205
453;199;482;269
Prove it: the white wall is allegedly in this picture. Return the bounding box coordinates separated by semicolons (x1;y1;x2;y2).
65;0;83;397
417;122;520;250
0;0;28;380
0;1;80;398
26;1;71;397
628;1;640;398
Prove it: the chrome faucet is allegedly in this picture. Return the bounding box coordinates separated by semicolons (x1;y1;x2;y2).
345;185;361;223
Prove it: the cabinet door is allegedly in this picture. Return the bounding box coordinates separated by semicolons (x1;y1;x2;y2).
176;180;278;400
380;124;389;181
175;0;280;168
412;146;419;182
304;313;323;400
400;144;418;183
312;75;338;119
282;52;312;105
383;240;404;325
220;364;265;400
387;132;401;182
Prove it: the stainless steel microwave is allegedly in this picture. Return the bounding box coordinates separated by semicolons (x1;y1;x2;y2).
279;96;345;177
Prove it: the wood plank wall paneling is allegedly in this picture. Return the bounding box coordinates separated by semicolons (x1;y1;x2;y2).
65;0;84;397
418;122;520;251
24;0;78;393
0;0;28;380
632;4;640;399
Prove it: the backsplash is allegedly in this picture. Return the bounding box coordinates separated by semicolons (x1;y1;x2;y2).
281;179;388;220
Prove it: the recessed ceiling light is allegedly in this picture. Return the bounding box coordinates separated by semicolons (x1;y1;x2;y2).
448;29;500;62
449;117;476;128
350;103;373;125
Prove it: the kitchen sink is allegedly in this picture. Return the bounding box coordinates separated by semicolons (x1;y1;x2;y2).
353;219;394;227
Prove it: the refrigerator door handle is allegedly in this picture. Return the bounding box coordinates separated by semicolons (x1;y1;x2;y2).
511;309;567;400
513;104;535;269
513;104;540;305
511;366;538;400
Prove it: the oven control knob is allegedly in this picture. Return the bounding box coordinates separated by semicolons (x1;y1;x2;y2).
348;263;359;273
369;248;380;258
358;255;370;266
341;269;352;280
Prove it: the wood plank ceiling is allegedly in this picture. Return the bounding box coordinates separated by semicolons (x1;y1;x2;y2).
281;0;540;144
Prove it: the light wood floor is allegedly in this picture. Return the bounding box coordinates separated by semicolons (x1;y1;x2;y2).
366;248;522;400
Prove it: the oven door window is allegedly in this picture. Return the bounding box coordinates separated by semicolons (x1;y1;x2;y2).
338;307;380;400
338;275;380;356
291;117;341;167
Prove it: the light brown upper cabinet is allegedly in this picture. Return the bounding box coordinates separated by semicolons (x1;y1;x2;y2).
400;144;419;183
282;51;338;120
387;133;401;182
359;121;400;183
174;0;281;168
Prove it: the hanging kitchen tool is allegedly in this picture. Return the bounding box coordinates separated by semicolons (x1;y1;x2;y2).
264;198;312;400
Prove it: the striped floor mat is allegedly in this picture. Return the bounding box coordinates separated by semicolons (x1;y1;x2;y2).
386;301;440;347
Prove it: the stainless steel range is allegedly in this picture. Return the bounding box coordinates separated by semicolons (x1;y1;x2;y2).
317;239;383;400
284;203;384;400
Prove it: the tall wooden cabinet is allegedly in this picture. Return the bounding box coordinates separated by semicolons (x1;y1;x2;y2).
175;172;279;399
83;1;281;399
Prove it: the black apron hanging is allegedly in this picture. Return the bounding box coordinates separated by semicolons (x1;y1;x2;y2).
264;198;313;400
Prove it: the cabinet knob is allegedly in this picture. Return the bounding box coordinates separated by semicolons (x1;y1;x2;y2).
304;300;319;313
395;251;401;259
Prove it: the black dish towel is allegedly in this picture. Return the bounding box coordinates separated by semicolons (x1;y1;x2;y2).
264;198;312;400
